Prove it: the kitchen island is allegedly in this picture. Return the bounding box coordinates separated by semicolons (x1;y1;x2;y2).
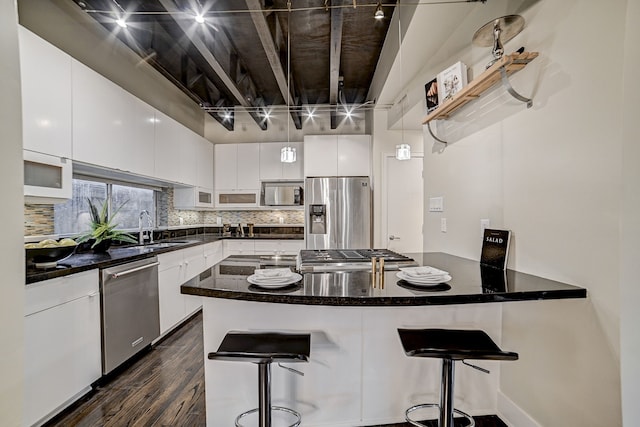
182;253;586;426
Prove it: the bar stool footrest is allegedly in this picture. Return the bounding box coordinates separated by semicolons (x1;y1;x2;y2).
235;406;302;427
405;403;475;427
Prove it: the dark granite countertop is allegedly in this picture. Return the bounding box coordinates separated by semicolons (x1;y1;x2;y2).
25;233;303;284
181;252;587;306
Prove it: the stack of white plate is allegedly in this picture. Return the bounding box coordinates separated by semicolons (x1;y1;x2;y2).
396;266;451;286
247;268;302;289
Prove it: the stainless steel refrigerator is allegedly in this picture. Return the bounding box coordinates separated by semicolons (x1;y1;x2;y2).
305;177;372;249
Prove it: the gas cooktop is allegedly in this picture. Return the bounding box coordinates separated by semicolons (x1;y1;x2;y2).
298;249;416;272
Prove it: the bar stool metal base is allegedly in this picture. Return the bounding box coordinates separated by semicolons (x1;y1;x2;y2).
235;406;302;427
405;403;475;427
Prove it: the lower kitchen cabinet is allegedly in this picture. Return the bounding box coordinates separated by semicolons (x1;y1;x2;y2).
157;241;223;336
254;239;304;255
24;270;101;427
224;239;304;257
223;239;256;257
204;241;224;269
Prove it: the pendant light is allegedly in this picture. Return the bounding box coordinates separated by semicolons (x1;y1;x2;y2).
396;143;411;160
281;16;296;163
395;2;411;161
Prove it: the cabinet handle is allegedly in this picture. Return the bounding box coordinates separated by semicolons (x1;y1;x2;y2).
87;291;99;298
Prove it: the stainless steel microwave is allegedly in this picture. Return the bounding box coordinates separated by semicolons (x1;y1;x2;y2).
263;184;302;206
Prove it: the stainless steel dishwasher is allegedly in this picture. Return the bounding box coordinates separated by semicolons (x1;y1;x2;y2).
100;256;160;374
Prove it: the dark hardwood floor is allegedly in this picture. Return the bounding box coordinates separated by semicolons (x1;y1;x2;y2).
44;311;506;427
45;312;206;426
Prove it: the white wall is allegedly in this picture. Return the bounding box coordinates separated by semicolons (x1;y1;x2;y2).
418;0;625;425
0;1;25;425
620;0;640;424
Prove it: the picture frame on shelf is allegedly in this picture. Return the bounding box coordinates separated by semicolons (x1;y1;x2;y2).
437;61;468;102
425;77;439;113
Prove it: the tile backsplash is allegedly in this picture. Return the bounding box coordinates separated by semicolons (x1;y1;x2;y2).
24;187;304;236
24;204;55;236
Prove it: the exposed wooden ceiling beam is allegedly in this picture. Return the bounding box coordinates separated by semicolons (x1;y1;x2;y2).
329;0;344;129
158;0;266;130
245;0;302;130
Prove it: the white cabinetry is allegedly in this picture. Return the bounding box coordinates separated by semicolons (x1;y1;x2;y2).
172;135;214;209
72;60;155;177
197;138;214;189
24;270;101;427
304;135;338;176
19;27;72;159
157;242;223;336
254;240;304;255
157;250;186;336
304;135;371;177
154;110;200;186
204;240;224;269
214;144;260;208
259;142;304;181
223;240;256;257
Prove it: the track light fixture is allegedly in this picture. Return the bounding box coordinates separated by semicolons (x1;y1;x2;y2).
374;2;384;19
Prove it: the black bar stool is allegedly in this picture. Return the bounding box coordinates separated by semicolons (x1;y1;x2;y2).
397;328;518;427
208;331;311;427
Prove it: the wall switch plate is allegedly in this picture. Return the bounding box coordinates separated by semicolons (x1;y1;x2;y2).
480;219;490;231
429;197;444;212
441;218;447;232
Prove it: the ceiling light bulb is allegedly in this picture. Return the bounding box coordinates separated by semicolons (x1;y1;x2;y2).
195;14;205;24
396;144;411;160
116;18;127;28
374;2;384;19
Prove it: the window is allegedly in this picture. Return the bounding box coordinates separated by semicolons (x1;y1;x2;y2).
54;178;155;235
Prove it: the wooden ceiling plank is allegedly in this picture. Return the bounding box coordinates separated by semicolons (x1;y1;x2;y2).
245;0;302;129
158;0;264;130
329;1;344;106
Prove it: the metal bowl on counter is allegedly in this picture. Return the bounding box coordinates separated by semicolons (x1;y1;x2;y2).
25;238;77;269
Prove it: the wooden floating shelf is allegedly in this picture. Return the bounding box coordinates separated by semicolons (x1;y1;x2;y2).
422;51;539;124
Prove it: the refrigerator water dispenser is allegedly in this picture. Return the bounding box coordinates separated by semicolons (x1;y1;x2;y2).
310;204;326;234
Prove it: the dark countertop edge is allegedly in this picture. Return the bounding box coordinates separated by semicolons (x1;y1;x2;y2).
25;234;303;285
180;285;587;307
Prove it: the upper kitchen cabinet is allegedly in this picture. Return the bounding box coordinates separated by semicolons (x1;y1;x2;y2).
214;143;260;208
304;135;371;177
197;138;214;190
259;142;304;181
72;60;155;177
19;27;72;159
214;143;260;190
174;136;214;209
154;110;199;186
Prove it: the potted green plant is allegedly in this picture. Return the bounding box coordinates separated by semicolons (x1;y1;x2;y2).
76;198;137;252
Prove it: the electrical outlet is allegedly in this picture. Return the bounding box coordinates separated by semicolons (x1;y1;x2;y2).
480;219;490;232
441;218;447;232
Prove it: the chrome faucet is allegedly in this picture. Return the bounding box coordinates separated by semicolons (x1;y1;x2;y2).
139;210;154;244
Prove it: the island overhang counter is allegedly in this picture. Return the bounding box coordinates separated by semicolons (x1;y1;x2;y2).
181;252;586;426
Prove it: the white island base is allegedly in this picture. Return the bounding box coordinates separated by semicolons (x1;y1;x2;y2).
201;298;504;426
